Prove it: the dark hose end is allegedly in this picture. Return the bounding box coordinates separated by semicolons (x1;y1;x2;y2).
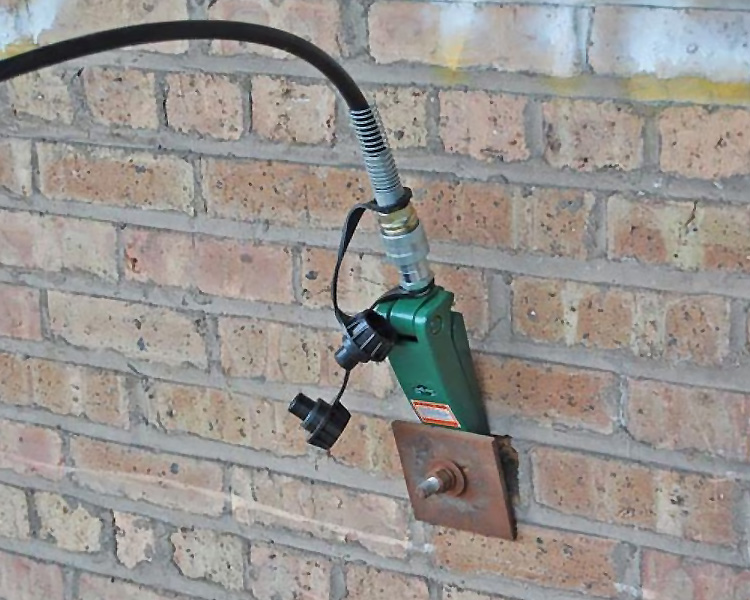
288;393;351;451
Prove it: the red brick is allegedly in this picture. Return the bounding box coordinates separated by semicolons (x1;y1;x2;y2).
249;545;332;600
35;492;103;552
78;574;190;600
0;552;64;600
171;529;244;590
83;67;158;129
0;354;129;427
0;284;40;340
166;73;244;140
374;87;429;148
0;419;63;480
208;0;341;57
7;70;73;123
201;159;370;228
641;551;750;600
433;525;619;597
0;210;117;279
70;437;224;515
47;292;207;369
476;355;617;434
0;483;29;539
330;413;400;478
145;381;306;456
369;2;578;76
346;565;429;599
123;229;294;304
544;99;643;172
37;143;195;213
627;379;750;463
511;278;565;344
533;447;737;545
39;0;188;53
439;91;528;162
660;106;750;179
230;466;410;557
608;195;750;274
252;76;335;145
0;138;31;196
663;295;729;366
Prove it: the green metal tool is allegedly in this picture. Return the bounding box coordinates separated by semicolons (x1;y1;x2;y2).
376;286;489;435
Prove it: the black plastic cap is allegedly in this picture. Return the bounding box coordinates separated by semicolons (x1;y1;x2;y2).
288;393;351;450
334;309;397;371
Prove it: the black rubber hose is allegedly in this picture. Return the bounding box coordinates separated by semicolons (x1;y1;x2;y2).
0;20;369;110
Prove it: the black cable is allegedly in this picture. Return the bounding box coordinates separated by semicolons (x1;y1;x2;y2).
0;20;369;110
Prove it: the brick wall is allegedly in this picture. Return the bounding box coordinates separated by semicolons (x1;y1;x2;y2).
1;1;750;599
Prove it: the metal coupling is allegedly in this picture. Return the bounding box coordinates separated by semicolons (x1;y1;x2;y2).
378;204;433;292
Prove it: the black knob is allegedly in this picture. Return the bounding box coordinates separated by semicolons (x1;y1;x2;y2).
288;393;351;450
334;309;397;371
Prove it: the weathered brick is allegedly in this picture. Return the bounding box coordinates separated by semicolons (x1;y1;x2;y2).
115;512;156;569
641;551;750;600
78;574;190;600
0;420;63;480
300;249;489;337
0;284;40;340
145;381;306;456
660;106;750;179
70;437;224;515
166;73;244;140
433;526;619;597
6;70;73;123
0;551;64;600
39;0;188;53
230;467;410;557
590;7;750;81
330;413;400;478
252;76;335;145
0;210;117;279
208;0;341;57
369;2;578;76
0;138;31;196
510;278;730;365
249;545;331;600
444;587;508;600
35;492;102;552
543;99;643;172
172;529;244;590
48;292;207;368
439;91;528;162
374;87;429;149
346;565;429;599
608;195;750;274
476;355;617;434
408;176;595;258
533;447;736;545
201;159;370;228
0;483;29;539
0;354;129;427
627;379;750;463
83;67;158;129
123;229;294;304
37;143;195;213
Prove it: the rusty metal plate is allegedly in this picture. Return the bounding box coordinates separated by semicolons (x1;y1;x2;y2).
392;420;516;540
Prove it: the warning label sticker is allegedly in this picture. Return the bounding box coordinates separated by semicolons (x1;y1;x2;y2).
411;400;460;428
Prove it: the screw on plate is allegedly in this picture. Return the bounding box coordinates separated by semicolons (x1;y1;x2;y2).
416;468;456;499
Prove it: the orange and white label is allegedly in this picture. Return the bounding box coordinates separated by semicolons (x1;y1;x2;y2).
411;400;460;428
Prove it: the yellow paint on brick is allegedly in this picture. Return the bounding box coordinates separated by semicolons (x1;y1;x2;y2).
0;40;38;59
622;76;750;106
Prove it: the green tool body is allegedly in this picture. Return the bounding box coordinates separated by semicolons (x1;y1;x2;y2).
376;286;489;435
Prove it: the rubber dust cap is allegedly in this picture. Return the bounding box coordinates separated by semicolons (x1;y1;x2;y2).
334;309;397;371
288;393;351;450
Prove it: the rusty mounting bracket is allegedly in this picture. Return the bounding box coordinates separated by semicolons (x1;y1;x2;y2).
392;420;516;540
